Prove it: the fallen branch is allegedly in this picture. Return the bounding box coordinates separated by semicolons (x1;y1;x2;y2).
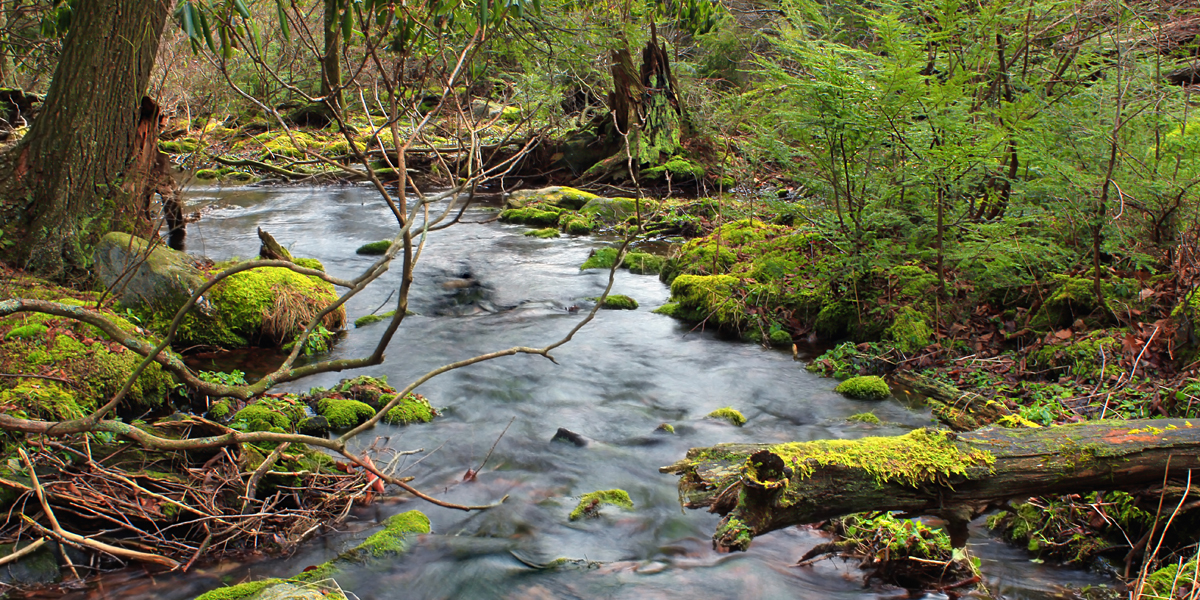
662;419;1200;552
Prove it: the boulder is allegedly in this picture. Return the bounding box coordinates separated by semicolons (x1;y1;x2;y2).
94;232;207;311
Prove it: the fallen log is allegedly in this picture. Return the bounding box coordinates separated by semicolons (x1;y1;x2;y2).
660;419;1200;552
890;371;1012;430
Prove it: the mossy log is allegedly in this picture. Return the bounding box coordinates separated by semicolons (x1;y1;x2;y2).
660;420;1200;552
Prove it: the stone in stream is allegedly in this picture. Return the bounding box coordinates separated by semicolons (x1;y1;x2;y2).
0;540;61;586
94;231;207;311
551;427;589;447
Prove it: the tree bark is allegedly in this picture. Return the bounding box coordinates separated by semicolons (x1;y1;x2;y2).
661;419;1200;552
321;0;343;111
0;0;173;283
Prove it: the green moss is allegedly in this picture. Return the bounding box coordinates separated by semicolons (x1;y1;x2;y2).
642;155;706;180
759;429;994;491
886;307;932;353
625;252;665;275
848;412;881;424
525;227;561;239
656;423;675;433
381;393;436;425
233;401;299;432
194;169;222;181
316;397;375;429
356;240;391;255
5;323;47;340
500;207;563;227
580;247;621;270
564;215;595;235
1030;332;1121;381
354;510;431;557
1141;556;1197;596
354;311;397;328
669;274;745;328
194;578;286;600
714;517;753;551
158;138;200;154
293;257;325;272
706;406;746;426
652;303;682;317
599;295;638;310
139;264;344;349
815;302;855;338
261;131;320;158
208;400;232;420
0;380;90;421
569;489;634;520
835;376;891;400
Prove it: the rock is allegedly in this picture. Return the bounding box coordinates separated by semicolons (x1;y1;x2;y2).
579;196;655;224
506;186;599;210
297;416;330;437
551;427;589;447
94;232;207;311
253;582;328;600
0;540;61;586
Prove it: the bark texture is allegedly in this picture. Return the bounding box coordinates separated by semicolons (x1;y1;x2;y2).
661;419;1200;551
0;0;173;282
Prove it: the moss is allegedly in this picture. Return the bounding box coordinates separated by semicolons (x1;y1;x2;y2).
233;401;299;432
835;376;891;400
848;412;881;424
580;247;621;270
194;578;286;600
1030;332;1121;381
886;307;932;353
569;489;634;520
815;302;855;338
194;169;222;181
261;131;321;158
1141;556;1197;596
139;264;344;349
669;274;745;329
564;215;595;235
714;517;753;551
578;197;653;224
316;397;375;429
356;240;391;255
5;323;47;340
599;295;638;310
652;303;682;317
381;393;436;425
525;227;561;239
293;257;325;272
354;510;431;557
158;138;199;154
500;207;562;227
706;406;746;426
656;423;675;433
0;380;90;421
758;429;995;491
208;400;232;420
642;155;706;180
625;252;665;275
354;311;397;328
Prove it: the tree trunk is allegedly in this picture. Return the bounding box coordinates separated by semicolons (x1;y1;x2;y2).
321;0;343;111
0;0;173;283
661;419;1200;552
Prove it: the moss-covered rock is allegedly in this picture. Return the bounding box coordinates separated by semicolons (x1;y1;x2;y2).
5;323;47;340
506;186;600;211
835;376;891;400
233;397;306;432
381;393;437;425
1029;332;1122;381
579;196;655;224
667;274;745;329
624;252;665;275
580;247;622;270
598;295;638;310
848;412;881;424
524;227;561;239
569;489;634;520
355;240;391;255
706;406;746;426
315;397;375;430
641;155;706;180
886;307;932;353
500;206;563;227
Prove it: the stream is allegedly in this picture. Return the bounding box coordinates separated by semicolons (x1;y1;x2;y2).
66;186;1113;599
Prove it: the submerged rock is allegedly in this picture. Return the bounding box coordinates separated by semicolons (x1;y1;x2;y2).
551;427;589;447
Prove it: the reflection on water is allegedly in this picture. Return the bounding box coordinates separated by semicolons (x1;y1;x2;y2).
65;186;1112;600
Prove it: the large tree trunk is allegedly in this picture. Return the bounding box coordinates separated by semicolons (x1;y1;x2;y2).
661;419;1200;552
0;0;173;283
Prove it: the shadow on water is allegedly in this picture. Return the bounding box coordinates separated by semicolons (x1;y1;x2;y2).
67;185;1115;600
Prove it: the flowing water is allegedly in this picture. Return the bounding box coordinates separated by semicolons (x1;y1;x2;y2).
65;186;1113;599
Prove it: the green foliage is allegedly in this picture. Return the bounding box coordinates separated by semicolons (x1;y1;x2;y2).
356;240;391;255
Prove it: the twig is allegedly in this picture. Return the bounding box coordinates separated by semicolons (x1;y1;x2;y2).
0;538;45;567
472;416;515;476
